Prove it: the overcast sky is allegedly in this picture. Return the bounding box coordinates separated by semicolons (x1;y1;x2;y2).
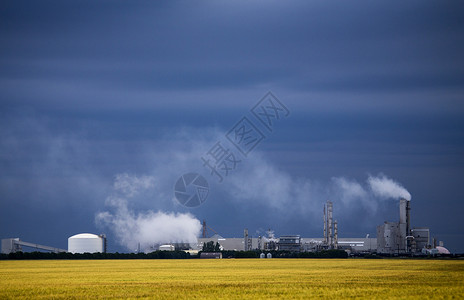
1;1;463;253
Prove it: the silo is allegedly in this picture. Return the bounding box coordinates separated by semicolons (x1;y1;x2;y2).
159;244;175;251
68;233;105;254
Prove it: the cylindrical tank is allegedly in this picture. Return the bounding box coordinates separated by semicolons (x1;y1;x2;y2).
159;244;175;251
68;233;104;254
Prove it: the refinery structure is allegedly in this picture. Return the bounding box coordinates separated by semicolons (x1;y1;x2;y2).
196;199;449;255
1;198;450;255
195;201;376;254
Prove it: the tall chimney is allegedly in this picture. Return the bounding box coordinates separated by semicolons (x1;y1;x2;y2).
334;220;338;249
327;201;333;248
323;205;327;244
202;220;207;238
323;201;334;248
406;200;411;236
399;198;407;225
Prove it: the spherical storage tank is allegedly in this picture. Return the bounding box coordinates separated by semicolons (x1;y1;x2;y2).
68;233;105;254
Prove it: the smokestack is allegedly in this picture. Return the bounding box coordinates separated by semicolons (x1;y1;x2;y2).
399;198;412;253
99;234;107;253
202;220;207;238
323;205;327;244
323;201;333;248
327;201;333;248
399;198;407;225
406;200;411;236
399;198;411;237
334;220;338;250
244;228;249;251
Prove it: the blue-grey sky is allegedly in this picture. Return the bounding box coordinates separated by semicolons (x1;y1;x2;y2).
1;1;464;253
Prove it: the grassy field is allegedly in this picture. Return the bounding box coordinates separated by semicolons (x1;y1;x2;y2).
0;259;463;299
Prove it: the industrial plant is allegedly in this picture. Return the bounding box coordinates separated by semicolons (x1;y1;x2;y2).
2;233;107;255
1;198;450;256
196;199;450;256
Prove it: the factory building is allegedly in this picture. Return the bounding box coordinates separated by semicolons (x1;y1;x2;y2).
278;235;301;252
1;238;66;254
377;222;405;254
2;197;448;256
197;199;444;255
197;236;377;253
301;237;377;253
198;202;376;254
376;199;433;255
197;201;376;253
411;227;430;251
197;235;259;251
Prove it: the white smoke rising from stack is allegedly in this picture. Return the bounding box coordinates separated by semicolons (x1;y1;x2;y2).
332;174;412;213
96;173;202;252
261;230;278;243
367;174;412;201
94;128;413;246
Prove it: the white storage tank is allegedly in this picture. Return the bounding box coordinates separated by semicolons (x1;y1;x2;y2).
159;244;175;251
68;233;105;254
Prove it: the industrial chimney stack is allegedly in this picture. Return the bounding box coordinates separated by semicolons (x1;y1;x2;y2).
406;200;411;237
323;201;335;249
244;228;250;251
399;198;411;237
334;220;338;250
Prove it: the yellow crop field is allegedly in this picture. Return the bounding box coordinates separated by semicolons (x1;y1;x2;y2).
0;259;463;299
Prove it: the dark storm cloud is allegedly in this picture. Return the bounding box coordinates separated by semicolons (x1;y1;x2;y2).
1;1;463;252
2;1;463;104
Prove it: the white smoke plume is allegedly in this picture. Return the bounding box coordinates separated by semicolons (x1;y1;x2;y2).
330;174;412;216
96;173;202;252
224;151;411;218
261;229;278;243
331;177;377;212
113;173;156;198
367;174;412;201
94;129;412;245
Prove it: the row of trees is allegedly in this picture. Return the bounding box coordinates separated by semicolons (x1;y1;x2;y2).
202;241;221;252
218;249;349;259
0;250;191;260
0;248;348;260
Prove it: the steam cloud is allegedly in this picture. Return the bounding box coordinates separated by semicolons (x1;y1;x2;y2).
225;150;411;218
331;174;412;214
96;173;202;252
367;174;412;201
95;128;412;250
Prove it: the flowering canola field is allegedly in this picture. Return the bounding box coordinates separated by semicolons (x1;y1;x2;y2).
0;259;463;299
